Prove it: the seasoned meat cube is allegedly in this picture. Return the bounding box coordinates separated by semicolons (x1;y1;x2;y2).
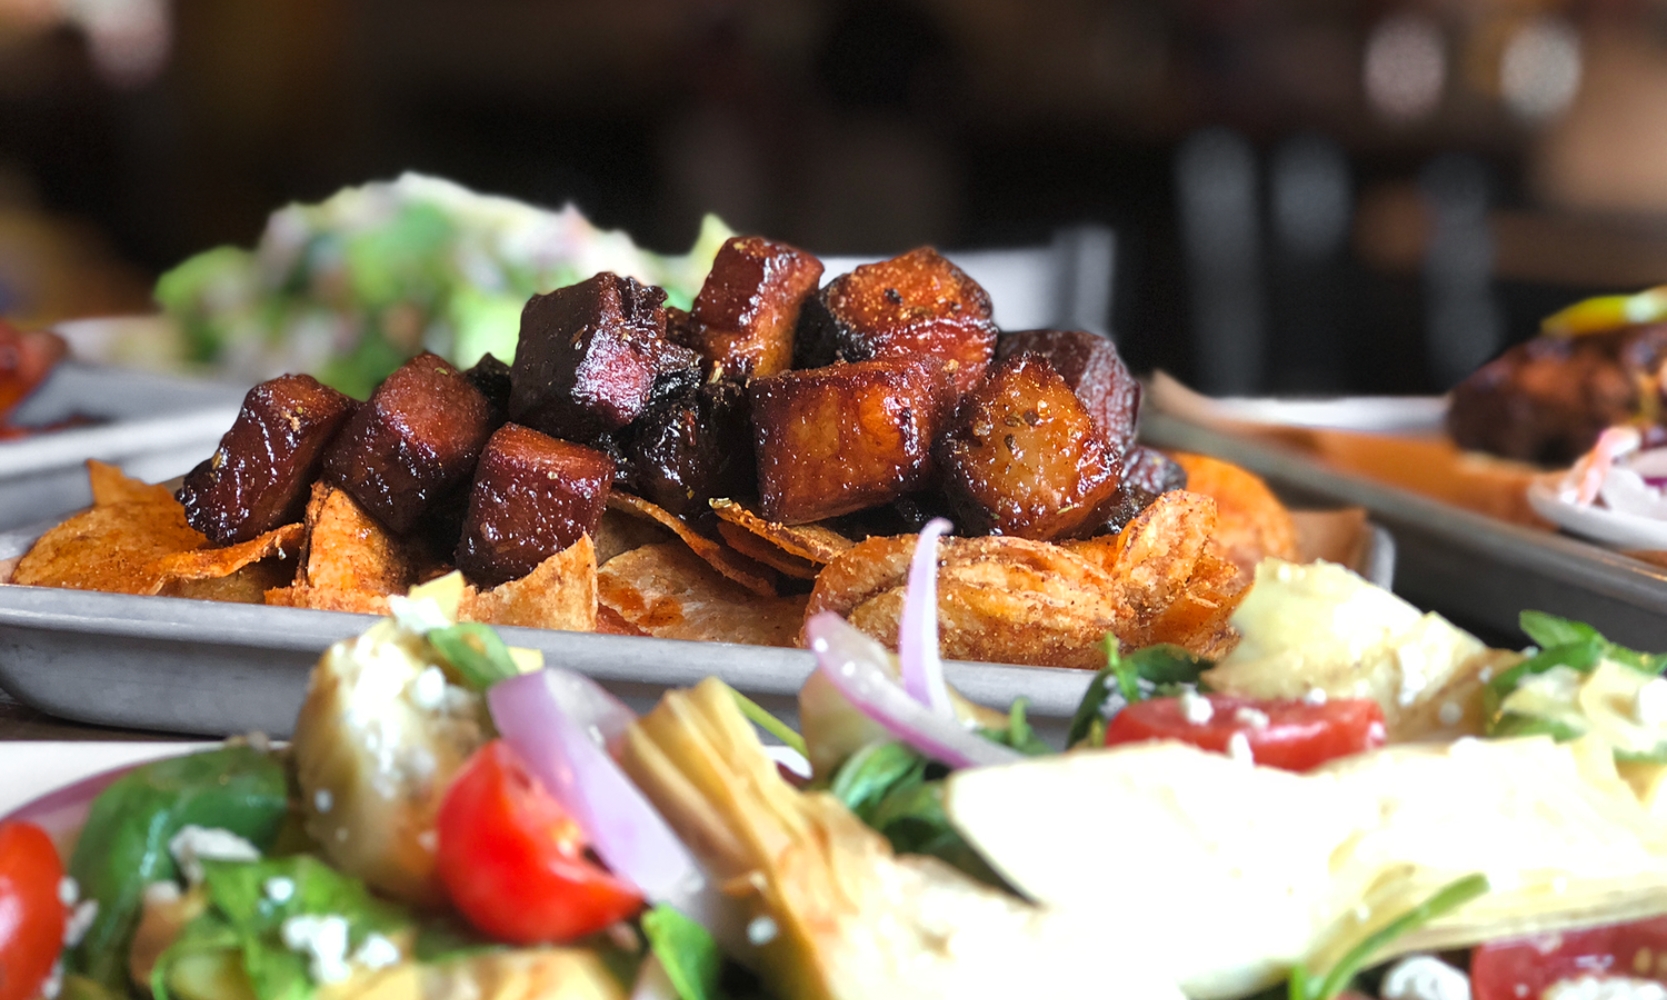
464;353;514;425
627;379;755;516
455;424;614;587
509;272;701;440
178;374;355;545
751;358;950;524
1099;446;1187;533
323;352;495;535
935;353;1122;540
997;329;1141;456
689;236;824;378
798;247;997;394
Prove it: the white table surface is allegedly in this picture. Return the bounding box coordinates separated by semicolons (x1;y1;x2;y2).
0;741;215;817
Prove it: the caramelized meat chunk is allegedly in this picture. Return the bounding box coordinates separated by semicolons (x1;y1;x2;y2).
751;357;950;524
509;272;701;440
798;247;997;394
464;353;514;425
1099;446;1187;533
935;353;1122;540
997;329;1141;455
689;236;824;378
627;379;755;516
178;374;355;545
323;352;495;535
456;424;614;587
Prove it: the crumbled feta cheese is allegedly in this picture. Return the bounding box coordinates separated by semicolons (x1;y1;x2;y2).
58;877;78;907
282;914;353;984
265;877;296;904
1543;977;1667;1000
387;594;451;635
353;932;402;970
1397;645;1431;707
1179;687;1214;725
408;666;447;711
1438;701;1463;726
1636;677;1667;728
314;789;334;814
1303;687;1329;705
1233;706;1270;730
168;826;261;885
1226;731;1254;765
747;915;779;946
1519;665;1586;708
1381;955;1471;1000
40;959;63;1000
63;901;98;947
143;881;180;907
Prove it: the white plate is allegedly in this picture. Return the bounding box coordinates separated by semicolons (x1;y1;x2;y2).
1525;480;1667;551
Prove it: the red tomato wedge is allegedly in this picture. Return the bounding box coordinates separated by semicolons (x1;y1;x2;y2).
436;740;644;944
0;821;66;1000
1472;916;1667;1000
1103;693;1387;771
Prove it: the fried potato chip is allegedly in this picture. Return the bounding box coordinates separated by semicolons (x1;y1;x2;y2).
296;481;418;597
599;542;806;647
87;460;176;507
163;560;295;604
12;500;205;595
263;585;390;615
598;605;646;636
606;492;777;597
1167;452;1298;578
716;521;819;579
807;534;1126;670
459;535;598;632
1136;538;1244;658
709;498;855;564
152;522;305;586
1084;490;1215;620
594;507;674;564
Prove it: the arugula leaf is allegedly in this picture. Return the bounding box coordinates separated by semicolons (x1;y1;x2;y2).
729;688;809;759
977;699;1053;756
642;905;725;1000
1066;660;1118;749
1069;637;1214;747
428;623;520;690
831;742;924;817
1288;874;1489;1000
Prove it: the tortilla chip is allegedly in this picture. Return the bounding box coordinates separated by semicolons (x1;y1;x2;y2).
599;542;806;647
459;535;598;632
164;559;295;604
1167;452;1299;578
12;500;205;595
606;492;777;597
296;481;418;597
87;460;176;507
152;522;305;586
709;498;855;564
716;521;819;579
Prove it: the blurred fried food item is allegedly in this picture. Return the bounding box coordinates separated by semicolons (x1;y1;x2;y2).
606;492;776;597
0;320;67;433
1167;452;1298;578
265;482;418;614
12;499;204;595
716;521;820;579
598;542;805;647
152;522;304;588
709;498;856;565
87;459;175;506
459;535;597;632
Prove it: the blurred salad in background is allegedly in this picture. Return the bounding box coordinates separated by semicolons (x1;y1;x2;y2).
129;174;732;398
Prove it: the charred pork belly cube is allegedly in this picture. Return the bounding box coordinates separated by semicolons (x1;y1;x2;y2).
626;379;755;516
464;353;514;426
689;236;824;379
751;357;950;524
455;424;614;587
322;352;495;535
935;353;1122;541
509;272;701;441
178;374;356;545
1099;446;1187;533
997;329;1140;456
798;247;997;394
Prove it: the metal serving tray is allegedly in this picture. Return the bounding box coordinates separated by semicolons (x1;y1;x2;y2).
1;363;245;531
1142;412;1667;648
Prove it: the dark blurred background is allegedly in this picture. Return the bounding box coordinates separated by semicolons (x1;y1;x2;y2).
4;0;1667;395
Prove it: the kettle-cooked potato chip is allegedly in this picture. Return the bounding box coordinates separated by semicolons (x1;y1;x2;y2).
709;498;856;564
599;541;806;647
11;500;205;595
460;535;598;632
607;492;777;597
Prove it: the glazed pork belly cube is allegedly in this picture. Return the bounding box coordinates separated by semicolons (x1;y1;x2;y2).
689;236;824;378
509;272;702;441
935;353;1122;541
750;357;950;524
1099;446;1188;533
178;374;356;544
323;352;495;535
797;247;997;394
997;329;1141;456
626;379;755;516
455;424;614;587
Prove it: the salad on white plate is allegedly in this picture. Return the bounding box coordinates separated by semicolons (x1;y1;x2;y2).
1530;425;1667;550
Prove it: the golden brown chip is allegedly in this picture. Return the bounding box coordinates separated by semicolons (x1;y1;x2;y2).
163;560;295;604
709;498;855;564
263;585;390;615
1167;452;1298;578
593;507;674;564
459;535;598;633
606;492;777;597
11;500;205;595
715;521;819;579
1135;538;1244;657
296;481;418;597
87;460;176;507
599;542;806;647
152;522;305;586
1085;490;1215;621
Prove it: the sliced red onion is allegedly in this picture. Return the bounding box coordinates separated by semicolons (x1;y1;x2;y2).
489;671;739;944
806;611;1022;770
898;518;954;717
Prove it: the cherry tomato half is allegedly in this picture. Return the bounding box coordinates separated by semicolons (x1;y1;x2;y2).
436;740;643;944
1472;916;1667;1000
0;821;66;1000
1103;693;1386;771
